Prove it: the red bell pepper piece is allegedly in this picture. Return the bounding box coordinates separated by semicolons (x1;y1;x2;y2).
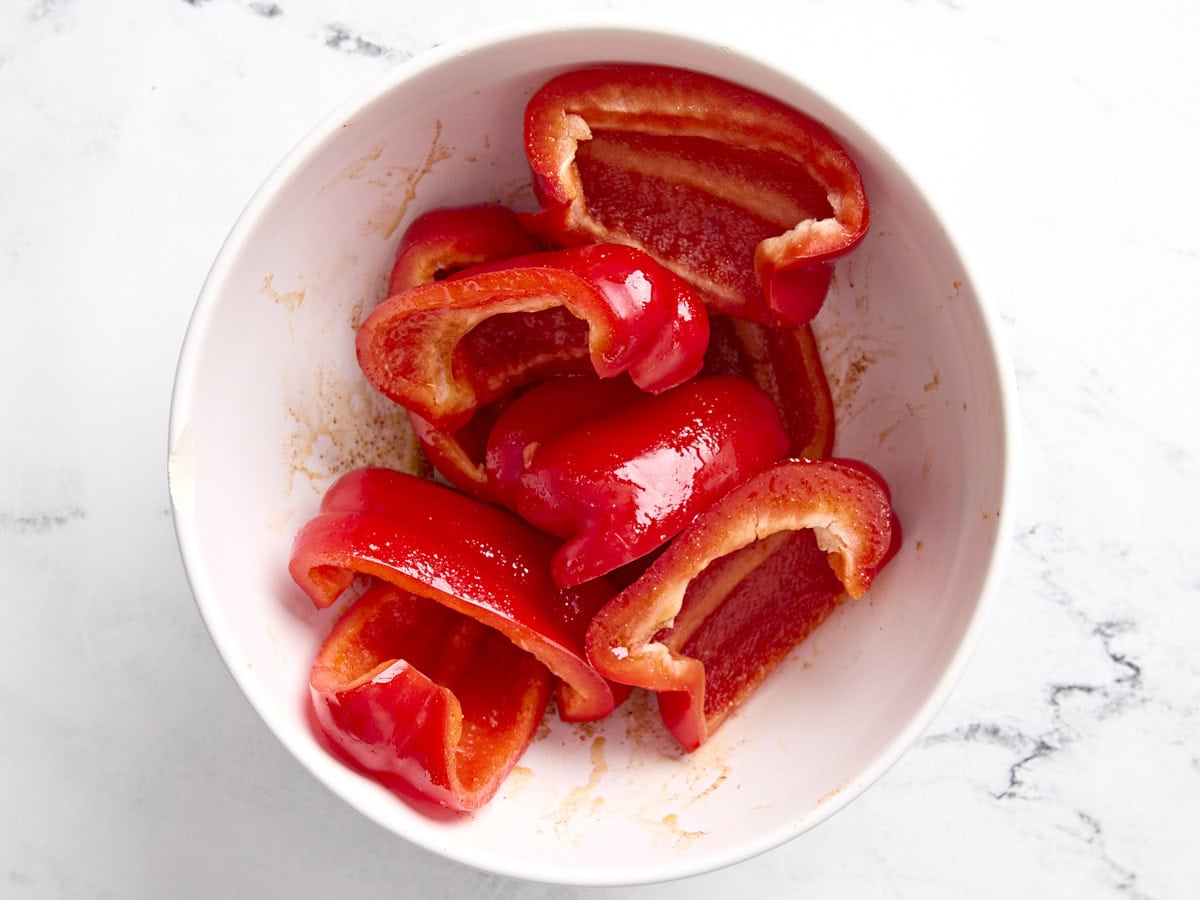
356;243;710;430
309;580;551;811
522;64;869;327
288;466;617;722
584;458;899;751
485;374;791;588
702;314;835;459
386;205;549;499
484;374;641;508
387;203;545;295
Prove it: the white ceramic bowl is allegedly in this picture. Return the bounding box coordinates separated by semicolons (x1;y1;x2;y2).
169;19;1016;886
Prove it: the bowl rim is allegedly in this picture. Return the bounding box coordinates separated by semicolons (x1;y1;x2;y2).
168;12;1020;886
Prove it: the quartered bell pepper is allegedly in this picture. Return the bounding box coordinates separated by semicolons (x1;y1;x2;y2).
485;374;790;588
309;580;551;812
702;314;835;460
584;458;899;751
356;242;710;430
288;467;618;723
521;64;869;327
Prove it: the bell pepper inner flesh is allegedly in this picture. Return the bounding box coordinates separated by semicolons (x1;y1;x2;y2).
310;581;552;812
448;305;594;410
452;244;711;391
702;314;835;460
573;130;835;309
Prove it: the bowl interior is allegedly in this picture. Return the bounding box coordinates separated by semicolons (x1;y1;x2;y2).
169;23;1013;886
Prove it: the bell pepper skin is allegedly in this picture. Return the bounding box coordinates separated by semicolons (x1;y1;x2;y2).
309;581;552;812
702;314;835;460
483;374;641;508
486;375;791;588
387;203;545;296
584;458;898;751
522;64;869;327
288;467;617;722
356;243;709;430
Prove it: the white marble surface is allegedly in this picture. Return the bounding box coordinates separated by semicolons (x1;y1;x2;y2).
2;0;1197;896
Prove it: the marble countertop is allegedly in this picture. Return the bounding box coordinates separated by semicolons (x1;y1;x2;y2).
2;0;1197;896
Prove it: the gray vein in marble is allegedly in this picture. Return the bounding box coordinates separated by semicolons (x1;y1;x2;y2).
323;22;387;58
27;0;75;20
0;508;86;533
1000;617;1142;798
916;519;1156;895
920;715;1150;897
898;0;962;9
1008;520;1147;733
1071;810;1142;898
179;0;415;61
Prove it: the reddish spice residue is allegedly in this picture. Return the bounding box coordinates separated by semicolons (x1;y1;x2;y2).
550;736;609;842
262;273;306;312
827;349;878;414
658;812;707;844
814;780;850;809
360;121;453;242
812;294;898;424
283;365;427;491
322;144;384;191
